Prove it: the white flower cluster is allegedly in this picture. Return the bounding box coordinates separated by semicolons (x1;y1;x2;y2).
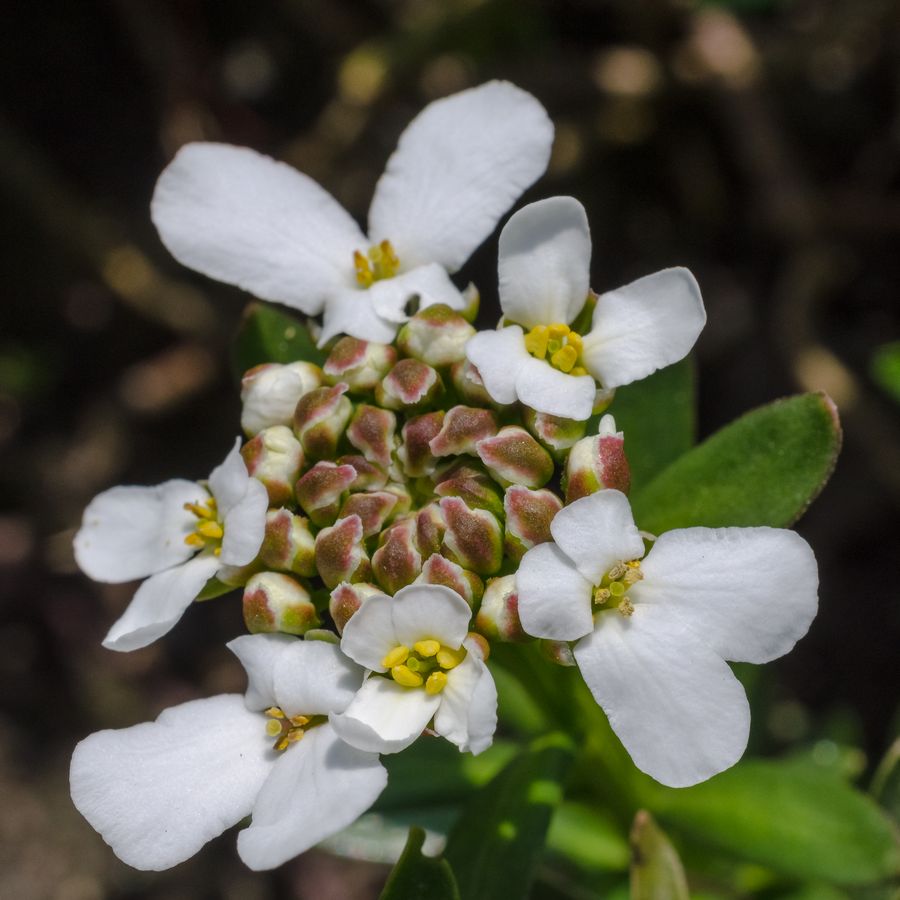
70;82;819;872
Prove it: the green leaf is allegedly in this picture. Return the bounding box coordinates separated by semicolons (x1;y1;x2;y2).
650;759;900;885
444;734;574;900
547;802;629;872
632;392;841;533
232;302;326;375
379;827;459;900
870;342;900;405
629;810;690;900
870;738;900;820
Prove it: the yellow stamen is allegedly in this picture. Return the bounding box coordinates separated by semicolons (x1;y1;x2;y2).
593;587;611;605
184;533;205;547
264;706;284;718
382;645;410;668
391;664;424;688
289;714;310;727
287;729;305;744
550;344;578;373
523;325;549;359
436;646;466;670
413;640;440;658
619;597;635;617
184;501;216;519
547;323;569;342
523;322;589;375
197;521;224;539
425;671;448;695
354;250;374;287
354;240;400;287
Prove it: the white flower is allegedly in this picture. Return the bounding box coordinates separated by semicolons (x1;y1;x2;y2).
151;81;554;345
70;635;387;871
516;490;818;787
332;584;497;755
74;439;268;651
465;196;707;420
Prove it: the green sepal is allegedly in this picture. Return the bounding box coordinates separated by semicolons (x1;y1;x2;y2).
629;810;690;900
194;576;235;602
378;827;459;900
232;302;326;376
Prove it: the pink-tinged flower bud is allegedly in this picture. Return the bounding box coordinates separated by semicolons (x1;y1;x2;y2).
295;461;357;526
242;572;319;636
540;639;576;667
375;359;444;411
415;503;446;558
396;303;476;367
522;408;587;460
346;404;397;469
241;425;304;506
429;406;498;458
337;454;389;492
415;553;483;609
293;382;352;460
240;362;322;436
593;387;616;416
315;515;371;589
339;491;398;538
466;630;491;661
433;462;505;518
475;426;554;489
323;337;397;393
503;485;563;562
395;411;443;478
372;517;422;594
475;574;528;643
329;581;383;634
258;508;316;577
449;359;498;408
381;482;413;520
439;496;503;576
563;414;630;503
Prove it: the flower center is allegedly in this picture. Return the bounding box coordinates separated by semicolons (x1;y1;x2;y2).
354;240;400;288
183;497;223;555
523;323;588;376
264;706;327;752
592;559;643;617
381;640;466;694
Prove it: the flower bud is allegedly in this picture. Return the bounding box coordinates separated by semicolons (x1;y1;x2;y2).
522;408;587;459
241;425;304;506
503;485;563;562
242;572;319;636
459;283;480;323
240;362;322;436
323;337;396;393
540;639;577;667
295;461;357;526
372;517;422;594
429;406;498;458
329;581;383;634
293;382;352;460
347;404;397;469
449;359;498;408
375;359;444;411
339;491;398;538
475;574;528;643
439;496;503;576
433;462;504;518
396;304;476;367
258;508;316;577
315;515;371;589
397;411;445;478
415;503;446;558
475;426;554;489
381;481;413;520
563;414;630;503
415;553;483;609
337;454;389;492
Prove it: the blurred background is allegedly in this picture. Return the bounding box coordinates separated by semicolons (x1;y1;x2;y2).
1;0;898;897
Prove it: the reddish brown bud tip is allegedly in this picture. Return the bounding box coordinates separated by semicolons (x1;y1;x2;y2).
295;461;357;526
241;425;304;506
372;517;422;594
439;496;503;576
396;304;476;366
376;359;444;411
475;574;528;643
242;572;319;636
415;553;484;609
476;426;554;489
429;406;498;458
323;337;396;392
314;515;371;589
397;411;445;478
293;382;352;460
503;485;563;562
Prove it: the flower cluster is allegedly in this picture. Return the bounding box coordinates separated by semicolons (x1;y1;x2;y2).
70;81;819;871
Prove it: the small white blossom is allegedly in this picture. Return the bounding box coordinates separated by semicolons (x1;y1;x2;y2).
465;196;707;420
516;490;818;786
74;439;268;651
70;636;387;871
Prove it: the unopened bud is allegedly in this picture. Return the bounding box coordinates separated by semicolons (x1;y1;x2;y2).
339;490;398;538
396;303;476;367
476;426;554;489
475;574;528;642
397;411;444;478
415;553;483;609
323;337;396;393
449;359;498;408
429;406;498;458
563;414;630;503
372;517;422;594
433;462;504;518
293;382;352;460
381;482;413;520
522;408;586;459
347;404;397;469
415;503;446;558
329;581;383;634
240;362;322;436
315;515;371;589
242;572;319;636
375;359;444;411
259;508;316;577
439;496;503;576
295;461;357;526
540;638;577;667
593;387;616;416
241;425;304;506
503;485;563;562
337;454;389;492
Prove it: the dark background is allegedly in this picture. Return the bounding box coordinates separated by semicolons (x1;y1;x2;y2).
1;1;898;897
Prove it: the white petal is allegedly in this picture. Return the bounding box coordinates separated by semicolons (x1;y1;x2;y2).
368;81;554;273
516;542;594;641
581;267;706;389
340;592;397;672
70;694;271;871
634;527;819;664
74;480;204;583
220;478;268;567
369;264;466;324
227;633;297;710
514;357;596;421
151;143;363;314
208;438;252;518
330;677;440;754
102;554;222;652
433;640;497;754
273;640;366;716
318;286;401;346
550;490;645;584
498;197;591;328
574;604;750;787
391;583;472;649
237;724;386;871
465;326;530;406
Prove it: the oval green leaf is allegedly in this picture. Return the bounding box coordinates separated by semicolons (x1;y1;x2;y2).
630;810;690;900
379;827;459;900
232;301;326;376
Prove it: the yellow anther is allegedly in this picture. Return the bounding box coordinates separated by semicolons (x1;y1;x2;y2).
570;365;587;377
197;521;224;539
524;322;589;375
618;597;635;617
184;501;216;519
264;706;285;718
289;714;310;727
214;546;222;556
265;719;283;737
425;671;448;695
547;323;569;341
566;332;583;354
354;250;374;287
524;326;549;359
607;562;627;581
413;640;441;658
354;240;400;286
626;559;641;568
382;645;410;668
275;735;291;752
624;568;643;585
593;587;611;605
184;533;205;547
436;645;466;670
550;344;579;373
287;729;305;744
391;664;424;688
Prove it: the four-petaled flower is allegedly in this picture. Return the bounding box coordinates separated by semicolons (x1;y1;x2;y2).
465;196;707;420
70;635;387;870
332;583;498;755
151;81;554;346
74;439;268;651
516;489;818;786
